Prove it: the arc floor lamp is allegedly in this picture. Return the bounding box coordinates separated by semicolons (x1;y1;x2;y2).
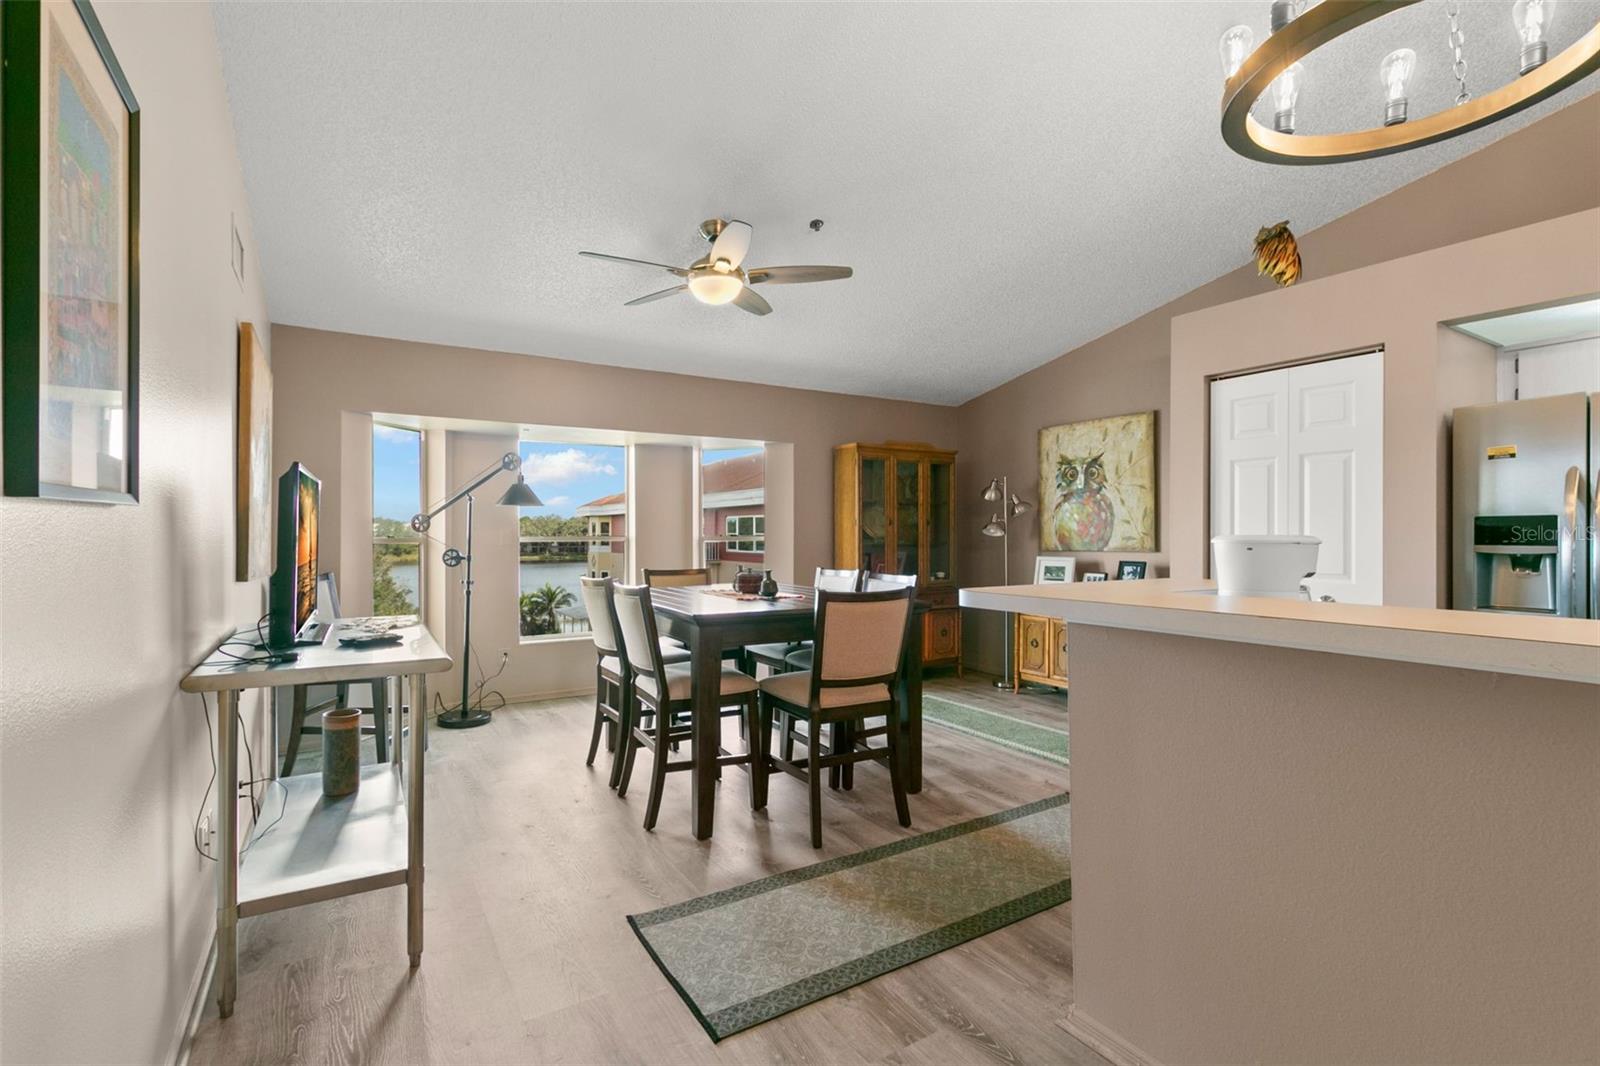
412;452;542;729
980;475;1031;690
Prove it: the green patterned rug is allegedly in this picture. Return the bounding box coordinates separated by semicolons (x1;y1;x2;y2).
629;793;1071;1042
922;694;1070;765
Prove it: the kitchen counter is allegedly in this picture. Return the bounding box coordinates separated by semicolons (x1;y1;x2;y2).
959;578;1600;685
960;580;1599;1064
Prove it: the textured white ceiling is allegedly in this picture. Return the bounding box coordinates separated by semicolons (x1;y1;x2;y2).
212;1;1600;405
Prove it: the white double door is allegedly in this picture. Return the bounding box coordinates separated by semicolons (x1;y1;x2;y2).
1210;350;1384;604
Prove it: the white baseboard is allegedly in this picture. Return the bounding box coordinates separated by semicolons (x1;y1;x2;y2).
1059;1005;1163;1066
169;932;216;1066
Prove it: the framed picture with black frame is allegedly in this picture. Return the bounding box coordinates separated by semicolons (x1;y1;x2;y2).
2;0;140;503
1117;560;1148;581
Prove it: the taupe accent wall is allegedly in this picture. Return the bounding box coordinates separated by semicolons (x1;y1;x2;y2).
955;96;1600;674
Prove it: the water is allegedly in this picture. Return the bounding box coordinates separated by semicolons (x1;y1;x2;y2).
387;561;591;621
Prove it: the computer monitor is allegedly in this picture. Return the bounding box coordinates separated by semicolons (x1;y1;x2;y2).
267;462;321;649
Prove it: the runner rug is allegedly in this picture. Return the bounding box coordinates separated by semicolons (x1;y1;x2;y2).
628;793;1070;1042
921;694;1070;765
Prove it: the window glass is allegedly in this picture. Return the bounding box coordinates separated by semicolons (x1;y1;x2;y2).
702;446;765;577
372;424;422;616
517;441;626;638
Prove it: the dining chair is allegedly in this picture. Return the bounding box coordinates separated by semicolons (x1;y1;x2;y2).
783;571;913;671
579;577;690;789
745;567;862;675
612;584;761;830
755;586;915;848
642;567;710;588
280;572;392;775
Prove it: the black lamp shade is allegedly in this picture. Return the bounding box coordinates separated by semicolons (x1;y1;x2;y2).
497;477;542;507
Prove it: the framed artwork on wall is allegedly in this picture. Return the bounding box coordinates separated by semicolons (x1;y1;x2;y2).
1039;411;1155;552
235;324;273;580
2;0;140;503
1117;560;1148;580
1033;555;1077;584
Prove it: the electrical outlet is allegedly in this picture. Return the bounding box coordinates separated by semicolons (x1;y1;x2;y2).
200;813;215;849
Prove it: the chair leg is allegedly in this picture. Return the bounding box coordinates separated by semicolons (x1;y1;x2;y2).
885;703;911;828
608;680;632;790
780;711;795;762
372;681;388;763
841;720;855;791
585;668;607;768
753;695;772;810
828;723;842;791
743;694;762;811
616;694;642;797
808;726;824;848
642;703;669;831
281;685;308;776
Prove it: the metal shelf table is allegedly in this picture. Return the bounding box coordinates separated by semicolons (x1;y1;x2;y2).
180;622;451;1018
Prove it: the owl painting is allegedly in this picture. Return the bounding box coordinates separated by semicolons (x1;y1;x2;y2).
1039;412;1155;552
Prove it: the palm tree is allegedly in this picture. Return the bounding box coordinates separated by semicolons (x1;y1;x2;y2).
520;581;576;636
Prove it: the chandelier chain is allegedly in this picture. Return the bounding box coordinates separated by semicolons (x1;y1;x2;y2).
1446;0;1470;105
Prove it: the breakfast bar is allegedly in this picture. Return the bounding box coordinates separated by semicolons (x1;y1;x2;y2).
961;579;1600;1065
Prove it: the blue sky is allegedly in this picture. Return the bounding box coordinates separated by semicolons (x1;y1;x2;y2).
518;441;625;519
373;425;422;523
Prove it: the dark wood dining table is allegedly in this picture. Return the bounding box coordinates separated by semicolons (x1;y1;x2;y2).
648;583;926;840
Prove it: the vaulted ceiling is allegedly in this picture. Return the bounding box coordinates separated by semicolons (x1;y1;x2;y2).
213;1;1600;404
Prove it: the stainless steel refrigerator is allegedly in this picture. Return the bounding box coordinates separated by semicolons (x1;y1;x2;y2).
1451;393;1597;618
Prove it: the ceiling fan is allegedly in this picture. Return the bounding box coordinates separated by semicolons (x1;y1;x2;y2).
579;218;853;316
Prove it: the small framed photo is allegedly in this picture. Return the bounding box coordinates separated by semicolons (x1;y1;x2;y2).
1082;572;1109;583
1116;560;1148;581
1033;555;1076;584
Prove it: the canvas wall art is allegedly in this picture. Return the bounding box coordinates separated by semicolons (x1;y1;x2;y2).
2;0;139;503
235;323;273;580
1039;411;1156;552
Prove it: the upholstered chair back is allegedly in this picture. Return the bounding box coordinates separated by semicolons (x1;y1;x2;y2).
579;577;619;656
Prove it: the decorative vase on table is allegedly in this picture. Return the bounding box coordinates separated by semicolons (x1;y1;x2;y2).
758;570;779;599
734;567;763;595
321;707;362;797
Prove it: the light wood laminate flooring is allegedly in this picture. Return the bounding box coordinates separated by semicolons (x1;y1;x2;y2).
189;673;1102;1066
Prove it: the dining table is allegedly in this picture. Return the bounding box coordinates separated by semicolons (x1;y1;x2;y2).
648;582;926;840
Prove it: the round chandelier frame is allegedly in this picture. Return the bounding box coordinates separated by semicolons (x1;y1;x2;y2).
1220;0;1600;165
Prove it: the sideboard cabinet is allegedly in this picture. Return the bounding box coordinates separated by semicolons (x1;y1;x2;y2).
1014;615;1068;693
833;441;960;672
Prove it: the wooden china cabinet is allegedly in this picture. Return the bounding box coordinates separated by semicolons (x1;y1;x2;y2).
1014;615;1068;693
833;442;961;672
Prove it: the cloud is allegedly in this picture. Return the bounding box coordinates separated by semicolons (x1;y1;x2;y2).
540;495;571;508
521;448;617;485
373;423;417;443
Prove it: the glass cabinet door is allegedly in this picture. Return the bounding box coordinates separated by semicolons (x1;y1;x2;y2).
860;456;888;575
894;459;920;577
928;459;953;583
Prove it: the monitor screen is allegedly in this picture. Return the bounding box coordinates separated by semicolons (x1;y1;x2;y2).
293;467;318;636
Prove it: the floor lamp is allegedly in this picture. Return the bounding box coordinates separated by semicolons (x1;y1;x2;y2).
980;475;1031;691
411;451;542;729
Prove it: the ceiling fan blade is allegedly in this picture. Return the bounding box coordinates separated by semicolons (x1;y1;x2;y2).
710;219;753;268
624;284;688;306
732;286;772;316
580;251;689;277
745;265;853;285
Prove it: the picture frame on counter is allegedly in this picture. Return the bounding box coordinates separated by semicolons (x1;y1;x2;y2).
1082;572;1109;583
1034;555;1077;584
1117;560;1148;580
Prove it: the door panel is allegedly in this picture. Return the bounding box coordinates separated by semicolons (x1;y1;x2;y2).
1016;616;1049;676
1050;620;1069;681
1288;351;1383;604
1212;351;1383;604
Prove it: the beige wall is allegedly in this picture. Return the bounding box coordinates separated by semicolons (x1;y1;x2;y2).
0;4;273;1062
1065;625;1599;1064
956;96;1600;671
1168;209;1600;606
270;326;954;699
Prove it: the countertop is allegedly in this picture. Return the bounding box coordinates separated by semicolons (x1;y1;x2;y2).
959;579;1600;685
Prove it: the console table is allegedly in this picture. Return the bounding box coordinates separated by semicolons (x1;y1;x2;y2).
180;622;451;1017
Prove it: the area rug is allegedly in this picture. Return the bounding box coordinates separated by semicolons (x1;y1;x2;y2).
922;694;1069;765
628;793;1070;1042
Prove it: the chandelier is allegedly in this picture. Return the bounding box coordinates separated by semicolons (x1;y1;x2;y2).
1218;0;1600;164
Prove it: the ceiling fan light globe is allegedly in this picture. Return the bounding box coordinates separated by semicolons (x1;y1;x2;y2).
688;271;743;305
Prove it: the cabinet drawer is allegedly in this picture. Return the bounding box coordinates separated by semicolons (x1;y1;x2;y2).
923;608;960;662
1049;619;1069;681
1016;615;1050;676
